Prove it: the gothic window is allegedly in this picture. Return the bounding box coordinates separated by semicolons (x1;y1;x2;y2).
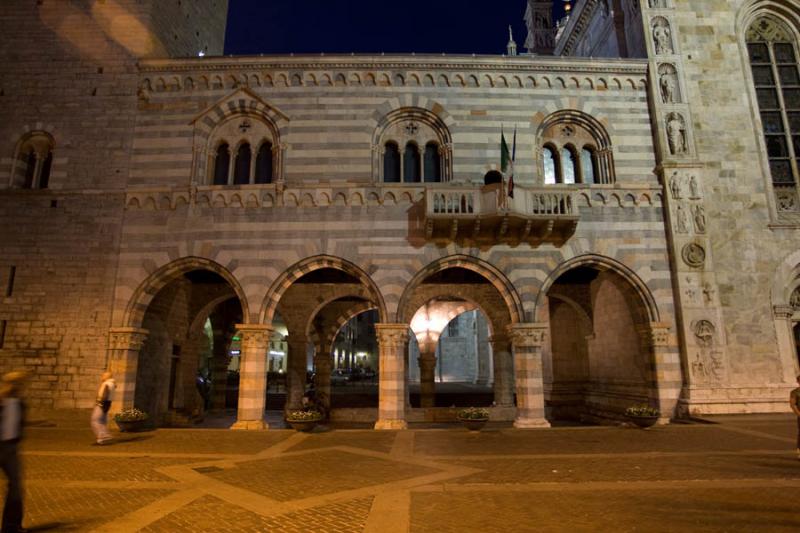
11;132;54;189
384;142;401;182
543;146;557;184
206;115;280;185
374;107;452;183
404;142;421;183
213;143;230;185
255;142;273;184
746;16;800;212
538;111;615;185
424;142;441;182
233;143;251;185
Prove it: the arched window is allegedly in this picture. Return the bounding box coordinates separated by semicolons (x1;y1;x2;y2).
746;16;800;211
213;143;230;185
384;142;401;182
581;147;597;185
543;146;557;184
255;142;273;184
12;132;54;189
424;142;441;182
404;143;421;183
233;143;251;185
561;147;578;184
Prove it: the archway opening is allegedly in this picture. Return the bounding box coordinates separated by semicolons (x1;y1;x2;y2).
794;323;800;370
545;265;654;424
135;269;243;426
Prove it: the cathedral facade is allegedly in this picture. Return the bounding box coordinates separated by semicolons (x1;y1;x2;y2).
0;0;797;429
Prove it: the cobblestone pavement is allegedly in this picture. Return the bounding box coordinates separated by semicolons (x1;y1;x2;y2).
2;414;799;532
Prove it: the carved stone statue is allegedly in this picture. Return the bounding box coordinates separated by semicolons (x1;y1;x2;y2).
660;72;676;103
691;352;708;383
676;204;689;233
688;175;700;198
692;205;706;233
669;172;681;199
653;19;673;55
790;287;800;309
666;113;687;155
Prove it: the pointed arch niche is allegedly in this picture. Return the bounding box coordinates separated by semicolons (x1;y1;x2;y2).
373;107;453;183
191;88;288;186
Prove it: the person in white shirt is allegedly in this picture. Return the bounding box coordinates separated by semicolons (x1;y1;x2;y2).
91;372;116;445
0;370;27;533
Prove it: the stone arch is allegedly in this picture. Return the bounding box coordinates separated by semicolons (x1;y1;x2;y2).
260;255;388;325
123;257;250;329
396;254;524;325
534;254;660;325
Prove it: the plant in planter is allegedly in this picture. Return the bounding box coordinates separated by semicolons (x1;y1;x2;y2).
285;409;322;432
625;404;660;429
113;408;150;432
457;407;490;431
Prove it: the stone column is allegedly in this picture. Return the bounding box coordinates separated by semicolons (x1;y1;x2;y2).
285;335;309;412
489;334;514;406
773;306;799;383
508;323;550;428
107;327;148;415
231;324;272;430
638;322;676;423
314;352;333;415
418;351;437;408
375;324;409;430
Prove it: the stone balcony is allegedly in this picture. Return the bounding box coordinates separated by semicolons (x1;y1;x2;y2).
423;184;579;246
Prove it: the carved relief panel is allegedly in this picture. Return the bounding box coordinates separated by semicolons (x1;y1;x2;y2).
651;17;674;55
658;63;680;104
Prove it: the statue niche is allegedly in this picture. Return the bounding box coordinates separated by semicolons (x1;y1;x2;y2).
652;17;674;55
666;112;687;155
658;64;680;104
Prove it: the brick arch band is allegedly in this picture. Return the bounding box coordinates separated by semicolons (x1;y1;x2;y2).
533;254;660;326
260;255;388;325
396;255;524;325
123;257;250;329
309;301;378;357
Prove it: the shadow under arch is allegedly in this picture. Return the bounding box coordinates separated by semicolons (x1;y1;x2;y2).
396;254;524;325
260;255;388;325
123;256;250;329
534;254;660;326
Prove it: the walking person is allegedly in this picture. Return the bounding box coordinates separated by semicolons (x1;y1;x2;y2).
791;374;800;460
91;371;116;445
0;371;28;533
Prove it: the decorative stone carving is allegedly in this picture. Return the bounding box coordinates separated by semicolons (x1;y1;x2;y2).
691;352;709;382
791;286;800;309
658;64;679;104
649;0;668;8
652;17;673;55
675;204;689;233
692;205;706;234
666;112;687;155
703;283;716;304
682;242;706;268
692;319;715;347
507;324;548;347
776;189;799;212
669;171;682;199
108;328;149;352
375;324;409;348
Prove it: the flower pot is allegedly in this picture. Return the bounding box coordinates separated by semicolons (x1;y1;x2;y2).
115;419;148;433
287;419;318;432
628;415;659;429
458;418;489;431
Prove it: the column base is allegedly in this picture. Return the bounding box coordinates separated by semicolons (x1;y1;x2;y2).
374;418;408;430
230;420;269;430
513;417;551;429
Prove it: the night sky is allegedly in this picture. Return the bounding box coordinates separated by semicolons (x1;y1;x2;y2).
224;0;567;56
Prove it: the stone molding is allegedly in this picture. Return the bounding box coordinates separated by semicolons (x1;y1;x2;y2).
637;322;671;347
507;323;548;347
375;324;409;349
108;327;149;351
235;324;274;346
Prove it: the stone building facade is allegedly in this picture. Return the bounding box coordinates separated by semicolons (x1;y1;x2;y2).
0;0;796;429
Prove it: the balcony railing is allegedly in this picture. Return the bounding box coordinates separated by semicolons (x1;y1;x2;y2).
424;184;579;245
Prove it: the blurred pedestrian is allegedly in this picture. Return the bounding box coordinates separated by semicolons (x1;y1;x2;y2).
91;371;116;445
0;370;28;533
791;374;800;460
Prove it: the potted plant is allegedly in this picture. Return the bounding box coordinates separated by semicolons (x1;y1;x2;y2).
457;407;490;431
285;409;322;432
113;408;150;432
625;404;660;428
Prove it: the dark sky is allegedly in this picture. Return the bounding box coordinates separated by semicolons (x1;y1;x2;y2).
224;0;567;56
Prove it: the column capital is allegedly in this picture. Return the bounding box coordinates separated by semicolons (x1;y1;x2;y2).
636;322;671;347
507;323;548;347
375;324;409;348
773;304;795;319
488;334;510;346
235;324;275;345
108;327;149;351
